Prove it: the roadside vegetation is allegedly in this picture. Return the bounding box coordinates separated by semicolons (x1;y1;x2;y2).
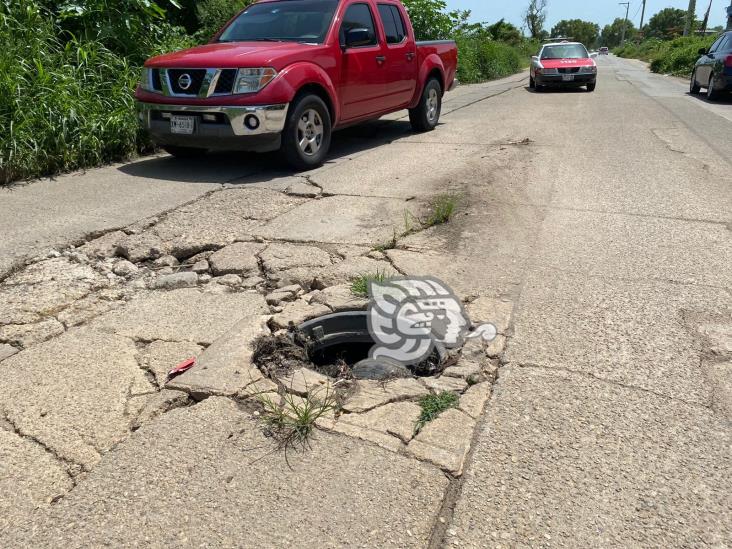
615;35;717;77
350;270;390;297
610;7;723;77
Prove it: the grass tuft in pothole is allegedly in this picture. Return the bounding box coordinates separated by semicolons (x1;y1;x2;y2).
255;386;338;449
350;269;390;297
415;391;459;434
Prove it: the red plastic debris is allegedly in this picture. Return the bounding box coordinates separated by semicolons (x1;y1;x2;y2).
166;357;196;382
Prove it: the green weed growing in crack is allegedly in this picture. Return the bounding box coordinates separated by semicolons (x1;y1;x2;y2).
350;269;390;297
254;385;338;449
415;391;459;434
402;192;461;236
423;192;460;228
373;228;399;253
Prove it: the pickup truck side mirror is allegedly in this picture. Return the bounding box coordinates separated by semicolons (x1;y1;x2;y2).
698;47;708;55
344;28;373;49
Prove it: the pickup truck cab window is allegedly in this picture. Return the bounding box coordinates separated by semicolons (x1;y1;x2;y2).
218;0;339;44
377;4;407;45
340;3;379;48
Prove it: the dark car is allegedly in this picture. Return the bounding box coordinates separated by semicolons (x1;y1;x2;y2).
690;31;732;100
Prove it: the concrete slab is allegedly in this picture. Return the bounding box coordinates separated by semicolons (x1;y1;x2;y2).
1;398;449;548
0;329;153;469
533;209;732;288
259;195;411;246
312;142;482;198
447;365;732;547
506;269;728;404
0;428;74;536
94;288;268;345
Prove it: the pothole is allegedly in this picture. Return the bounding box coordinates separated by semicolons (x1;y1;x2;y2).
254;311;450;381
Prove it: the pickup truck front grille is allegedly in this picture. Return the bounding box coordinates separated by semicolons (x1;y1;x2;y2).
214;69;237;95
168;69;208;95
558;67;580;74
151;69;163;92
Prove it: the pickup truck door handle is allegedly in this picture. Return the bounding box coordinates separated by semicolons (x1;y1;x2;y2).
406;52;416;61
375;55;386;64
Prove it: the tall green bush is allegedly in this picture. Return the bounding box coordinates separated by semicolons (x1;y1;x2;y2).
615;35;716;76
196;0;252;42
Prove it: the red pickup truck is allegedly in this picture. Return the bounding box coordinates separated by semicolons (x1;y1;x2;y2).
135;0;457;170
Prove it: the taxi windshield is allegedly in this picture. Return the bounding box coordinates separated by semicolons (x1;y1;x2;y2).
541;44;589;59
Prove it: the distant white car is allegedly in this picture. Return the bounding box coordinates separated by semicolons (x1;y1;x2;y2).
599;47;609;55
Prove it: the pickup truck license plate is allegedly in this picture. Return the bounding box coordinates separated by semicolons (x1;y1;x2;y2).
561;74;575;82
170;115;195;135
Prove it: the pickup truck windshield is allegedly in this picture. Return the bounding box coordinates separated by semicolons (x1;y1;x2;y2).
218;0;339;44
541;44;589;59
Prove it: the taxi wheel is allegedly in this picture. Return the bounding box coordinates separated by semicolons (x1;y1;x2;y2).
586;82;596;92
529;76;535;89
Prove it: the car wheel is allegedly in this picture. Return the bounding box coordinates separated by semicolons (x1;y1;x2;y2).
162;145;207;158
529;76;535;89
586;82;596;92
689;70;701;94
280;93;332;171
409;78;442;132
706;74;720;100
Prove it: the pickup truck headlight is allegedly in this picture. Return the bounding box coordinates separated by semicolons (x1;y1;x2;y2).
579;65;597;74
234;68;277;94
139;67;154;92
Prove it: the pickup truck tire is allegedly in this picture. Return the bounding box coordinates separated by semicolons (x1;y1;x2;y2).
281;94;332;171
409;78;442;132
163;145;207;158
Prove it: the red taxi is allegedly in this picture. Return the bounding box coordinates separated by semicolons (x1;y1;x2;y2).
529;42;597;92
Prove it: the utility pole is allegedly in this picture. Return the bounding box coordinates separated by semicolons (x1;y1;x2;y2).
727;0;732;31
619;2;630;45
684;0;697;36
639;0;647;32
701;0;713;34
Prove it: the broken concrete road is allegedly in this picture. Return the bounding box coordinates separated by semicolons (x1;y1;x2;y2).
1;57;731;547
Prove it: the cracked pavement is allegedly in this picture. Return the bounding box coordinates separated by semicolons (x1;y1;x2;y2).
1;58;731;547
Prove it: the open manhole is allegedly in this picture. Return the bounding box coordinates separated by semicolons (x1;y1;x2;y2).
254;311;449;381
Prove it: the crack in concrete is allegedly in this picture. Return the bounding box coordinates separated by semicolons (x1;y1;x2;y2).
2;410;84;498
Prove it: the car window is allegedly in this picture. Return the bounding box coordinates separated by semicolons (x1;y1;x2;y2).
717;35;732;52
218;0;339;44
340;3;378;47
540;44;589;59
708;35;725;53
378;4;407;44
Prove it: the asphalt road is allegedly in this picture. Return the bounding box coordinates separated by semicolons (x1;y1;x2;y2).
1;56;730;546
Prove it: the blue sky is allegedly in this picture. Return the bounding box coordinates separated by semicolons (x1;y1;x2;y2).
444;0;728;32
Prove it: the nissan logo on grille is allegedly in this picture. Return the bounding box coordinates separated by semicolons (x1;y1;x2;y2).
177;73;193;91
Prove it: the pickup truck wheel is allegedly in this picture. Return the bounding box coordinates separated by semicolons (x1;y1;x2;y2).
281;94;331;171
163;145;207;158
409;78;442;132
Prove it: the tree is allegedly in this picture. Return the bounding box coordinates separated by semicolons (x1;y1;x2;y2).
523;0;547;39
644;8;686;39
401;0;472;40
600;17;637;48
550;19;600;47
485;19;523;45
